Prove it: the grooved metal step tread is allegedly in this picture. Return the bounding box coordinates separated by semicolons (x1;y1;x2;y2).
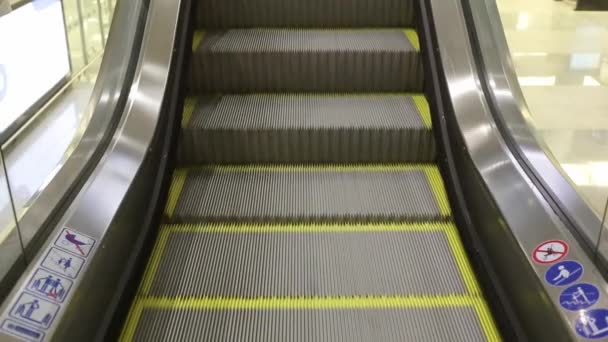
196;0;415;29
179;94;435;164
189;29;422;92
167;165;451;223
142;223;469;297
126;305;491;342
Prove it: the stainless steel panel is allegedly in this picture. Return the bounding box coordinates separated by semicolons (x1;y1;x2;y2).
0;0;163;339
0;155;24;298
465;0;608;265
1;0;143;261
430;0;608;340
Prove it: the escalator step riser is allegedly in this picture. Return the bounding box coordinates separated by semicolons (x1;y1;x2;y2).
179;129;434;164
189;30;422;93
148;229;467;297
178;94;434;164
196;0;415;28
172;168;448;223
132;307;487;342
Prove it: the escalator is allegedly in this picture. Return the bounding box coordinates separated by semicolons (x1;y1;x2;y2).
120;1;501;340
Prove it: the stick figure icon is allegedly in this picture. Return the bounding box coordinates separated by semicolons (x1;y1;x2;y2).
63;231;90;255
553;265;570;282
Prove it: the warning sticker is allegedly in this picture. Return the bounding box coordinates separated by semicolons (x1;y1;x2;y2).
533;240;568;264
54;228;95;257
26;269;72;303
560;283;600;311
1;319;44;342
576;308;608;339
40;248;84;279
545;260;583;287
9;293;59;329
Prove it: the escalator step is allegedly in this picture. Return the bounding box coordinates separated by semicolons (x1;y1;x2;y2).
196;0;415;29
189;29;422;93
143;223;469;297
179;94;434;164
169;165;451;223
128;305;491;342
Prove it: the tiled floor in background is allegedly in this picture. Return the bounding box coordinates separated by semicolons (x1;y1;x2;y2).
497;0;608;218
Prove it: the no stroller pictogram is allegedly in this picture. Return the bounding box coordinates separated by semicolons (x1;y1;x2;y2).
533;240;568;264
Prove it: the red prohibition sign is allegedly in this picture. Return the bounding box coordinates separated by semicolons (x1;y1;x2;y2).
532;240;568;264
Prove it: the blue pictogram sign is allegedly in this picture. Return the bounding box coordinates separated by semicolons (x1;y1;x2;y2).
26;269;72;303
545;260;583;287
576;309;608;339
9;293;59;329
560;283;600;311
1;319;44;342
40;248;84;279
54;228;95;257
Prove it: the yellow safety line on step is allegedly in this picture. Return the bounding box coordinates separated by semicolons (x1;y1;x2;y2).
135;222;457;297
192;31;206;51
403;29;420;51
164;169;188;218
135;222;479;298
444;225;481;296
149;223;481;296
140;228;171;295
422;167;451;218
120;294;501;341
163;221;454;234
472;298;503;342
122;224;500;340
120;299;144;342
412;94;432;128
139;294;482;310
181;97;198;128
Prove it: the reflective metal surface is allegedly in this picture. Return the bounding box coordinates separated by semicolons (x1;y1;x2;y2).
2;71;96;252
465;0;608;268
0;155;24;298
0;0;161;338
1;0;140;264
2;0;606;340
0;0;116;281
430;0;608;339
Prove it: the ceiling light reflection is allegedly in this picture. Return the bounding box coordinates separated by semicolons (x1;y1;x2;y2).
513;52;548;57
516;12;529;31
518;76;556;87
562;162;608;187
583;76;601;86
